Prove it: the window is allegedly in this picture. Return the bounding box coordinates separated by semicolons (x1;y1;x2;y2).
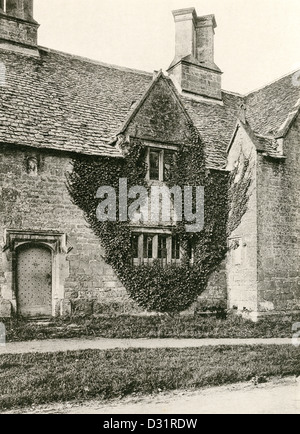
172;236;180;260
147;148;177;182
144;235;154;259
149;150;160;181
131;234;139;259
132;233;183;266
158;235;168;259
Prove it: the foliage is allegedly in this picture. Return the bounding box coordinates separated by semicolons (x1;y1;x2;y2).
227;153;254;236
67;123;249;314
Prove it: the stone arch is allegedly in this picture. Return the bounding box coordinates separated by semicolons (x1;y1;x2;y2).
1;230;72;317
15;243;53;318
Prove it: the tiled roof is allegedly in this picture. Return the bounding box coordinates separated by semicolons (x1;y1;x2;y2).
182;92;243;167
234;121;286;159
0;45;298;166
246;70;300;137
0;47;153;157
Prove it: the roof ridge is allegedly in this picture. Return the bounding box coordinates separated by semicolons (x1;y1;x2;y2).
244;67;300;97
38;46;153;76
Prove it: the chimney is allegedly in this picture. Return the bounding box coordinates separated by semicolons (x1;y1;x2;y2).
173;8;197;60
0;0;39;55
196;15;217;67
5;0;34;20
168;7;222;101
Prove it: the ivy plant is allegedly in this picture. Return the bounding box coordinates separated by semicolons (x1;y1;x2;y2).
67;125;250;314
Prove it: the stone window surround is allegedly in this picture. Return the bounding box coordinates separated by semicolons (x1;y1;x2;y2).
131;227;194;266
145;142;178;182
2;229;72;317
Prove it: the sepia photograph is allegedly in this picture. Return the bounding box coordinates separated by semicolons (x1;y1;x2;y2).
0;0;299;417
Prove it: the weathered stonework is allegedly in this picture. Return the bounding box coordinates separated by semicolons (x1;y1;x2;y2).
0;145;140;317
256;115;300;316
125;76;193;144
0;13;38;47
227;116;300;320
169;61;222;101
168;8;222;101
0;2;299;322
227;125;258;318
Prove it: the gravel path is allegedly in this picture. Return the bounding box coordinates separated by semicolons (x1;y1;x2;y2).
0;337;293;355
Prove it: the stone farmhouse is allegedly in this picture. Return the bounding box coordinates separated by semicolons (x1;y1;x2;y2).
0;1;299;321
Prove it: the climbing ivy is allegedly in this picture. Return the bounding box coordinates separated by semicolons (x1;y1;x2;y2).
67;125;250;314
227;154;253;236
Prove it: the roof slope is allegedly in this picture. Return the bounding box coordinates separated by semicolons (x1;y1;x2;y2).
182;92;243;167
0;48;152;156
0;45;298;166
246;70;300;137
0;47;243;166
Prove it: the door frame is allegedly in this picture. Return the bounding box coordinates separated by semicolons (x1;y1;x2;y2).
3;230;72;317
15;242;54;318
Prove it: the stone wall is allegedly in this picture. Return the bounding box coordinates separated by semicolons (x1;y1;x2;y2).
0;14;38;47
126;75;193;145
256;115;300;315
226;126;258;317
0;144;140;317
195;16;215;65
169;61;222;101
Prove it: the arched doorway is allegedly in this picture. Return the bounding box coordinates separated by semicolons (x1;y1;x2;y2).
16;244;52;318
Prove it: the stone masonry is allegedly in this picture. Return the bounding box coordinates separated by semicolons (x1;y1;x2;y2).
0;145;141;317
256;116;300;315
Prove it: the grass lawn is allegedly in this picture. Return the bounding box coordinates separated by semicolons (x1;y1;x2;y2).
0;345;299;411
1;314;299;342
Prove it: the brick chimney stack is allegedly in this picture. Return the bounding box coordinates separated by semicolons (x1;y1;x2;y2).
168;7;222;101
0;0;39;56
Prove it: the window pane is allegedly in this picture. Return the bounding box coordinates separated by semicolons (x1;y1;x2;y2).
158;236;167;259
164;151;176;182
143;235;153;259
172;236;180;260
131;234;139;259
149;151;160;180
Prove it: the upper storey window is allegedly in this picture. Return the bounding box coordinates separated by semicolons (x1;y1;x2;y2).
147;148;177;182
149;150;160;180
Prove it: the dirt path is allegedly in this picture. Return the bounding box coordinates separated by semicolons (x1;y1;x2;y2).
4;377;300;414
0;337;293;355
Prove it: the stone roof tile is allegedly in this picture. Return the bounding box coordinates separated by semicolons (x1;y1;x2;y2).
246;70;300;137
0;47;153;157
